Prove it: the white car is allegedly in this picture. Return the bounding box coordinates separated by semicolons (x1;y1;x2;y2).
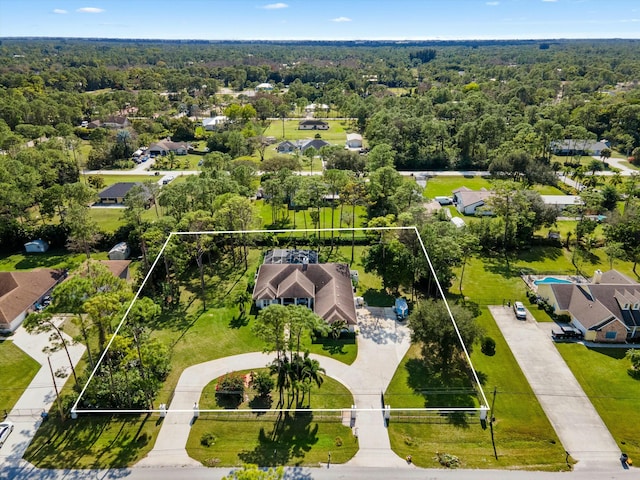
0;421;14;447
513;301;527;320
162;175;175;185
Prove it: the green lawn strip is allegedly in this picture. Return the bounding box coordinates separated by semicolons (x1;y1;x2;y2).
186;369;356;466
386;310;567;471
0;250;87;272
616;160;639;170
23;414;157;469
0;340;40;412
262;119;352;143
532;185;566;195
556;344;640;461
82;174;156;186
423;175;494;199
89;207;157;233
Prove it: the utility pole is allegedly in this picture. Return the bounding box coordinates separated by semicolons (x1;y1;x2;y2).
47;356;65;422
489;386;498;460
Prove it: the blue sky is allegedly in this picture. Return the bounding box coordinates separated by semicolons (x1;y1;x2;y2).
1;0;638;40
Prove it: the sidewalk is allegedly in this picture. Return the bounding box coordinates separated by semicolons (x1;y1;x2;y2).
0;319;85;467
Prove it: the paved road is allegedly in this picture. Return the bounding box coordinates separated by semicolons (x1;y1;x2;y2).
137;306;412;468
489;306;621;472
0;319;85;467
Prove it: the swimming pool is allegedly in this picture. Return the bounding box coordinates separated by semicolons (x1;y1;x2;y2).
534;277;573;285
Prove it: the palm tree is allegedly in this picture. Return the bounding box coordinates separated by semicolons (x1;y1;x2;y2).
609;172;622;187
116;129;132;158
300;352;325;407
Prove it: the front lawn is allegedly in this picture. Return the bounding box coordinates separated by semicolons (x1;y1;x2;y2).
186;370;356;466
557;344;640;462
423;175;493;199
0;340;40;412
386;310;568;471
262;119;352;143
81;174;156;186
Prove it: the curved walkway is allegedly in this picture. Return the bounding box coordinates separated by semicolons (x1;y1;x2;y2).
137;307;412;468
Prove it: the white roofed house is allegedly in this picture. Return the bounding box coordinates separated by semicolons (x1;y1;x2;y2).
202;116;228;131
452;187;494;215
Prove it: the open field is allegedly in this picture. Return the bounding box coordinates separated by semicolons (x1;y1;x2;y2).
186;370;356;466
82;174;157;186
0;340;40;412
423;176;494;199
0;250;89;272
262;119;353;143
557;344;640;462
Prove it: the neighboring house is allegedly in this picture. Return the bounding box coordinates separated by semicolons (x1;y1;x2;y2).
0;269;66;332
202;116;228;131
255;82;274;91
108;242;130;261
97;182;150;206
452;187;493;215
276;139;330;154
102;116;130;129
24;239;49;253
298;119;329;131
541;195;583;211
99;260;131;282
87;120;102;129
253;263;358;330
346;133;363;150
551;139;610;157
538;269;640;343
148;139;191;156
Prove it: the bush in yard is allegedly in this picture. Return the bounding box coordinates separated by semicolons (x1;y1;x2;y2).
435;452;460;468
216;373;245;407
251;370;275;397
481;336;496;356
201;432;216;447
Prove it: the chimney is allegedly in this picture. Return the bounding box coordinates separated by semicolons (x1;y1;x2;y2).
302;256;309;271
593;269;603;284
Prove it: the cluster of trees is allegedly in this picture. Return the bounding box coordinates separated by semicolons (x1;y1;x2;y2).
25;262;169;409
252;304;329;409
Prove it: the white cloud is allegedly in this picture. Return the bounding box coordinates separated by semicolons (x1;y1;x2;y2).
331;16;352;22
53;8;68;14
486;1;499;5
542;0;558;3
76;7;105;13
262;2;288;9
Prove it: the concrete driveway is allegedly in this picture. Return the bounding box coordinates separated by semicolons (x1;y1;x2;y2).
489;306;621;471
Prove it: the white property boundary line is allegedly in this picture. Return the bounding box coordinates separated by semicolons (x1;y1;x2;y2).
71;226;489;416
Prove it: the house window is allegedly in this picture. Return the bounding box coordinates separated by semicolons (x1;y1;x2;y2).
633;304;639;310
605;331;617;340
623;304;629;310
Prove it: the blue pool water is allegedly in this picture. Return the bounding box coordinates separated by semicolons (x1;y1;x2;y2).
534;277;572;285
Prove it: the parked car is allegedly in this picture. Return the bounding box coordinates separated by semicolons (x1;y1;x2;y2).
513;301;527;320
0;421;14;447
162;175;175;185
552;325;583;341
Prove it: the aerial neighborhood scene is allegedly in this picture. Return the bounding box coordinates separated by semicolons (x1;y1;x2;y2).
1;1;640;479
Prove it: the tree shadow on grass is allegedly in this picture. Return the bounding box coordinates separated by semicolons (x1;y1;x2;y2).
24;415;151;469
238;412;319;466
404;357;477;428
311;332;355;356
229;312;250;329
362;288;394;307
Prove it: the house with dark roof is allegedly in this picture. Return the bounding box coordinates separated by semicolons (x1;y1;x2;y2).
452;187;493;215
538;269;640;343
551;139;610;157
97;182;150;205
252;263;357;330
0;269;66;332
298;119;329;131
276;139;331;154
103;116;130;129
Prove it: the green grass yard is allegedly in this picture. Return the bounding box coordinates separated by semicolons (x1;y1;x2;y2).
262;119;353;144
186;370;356;466
0;250;88;272
0;340;40;412
423;175;494;199
386;309;568;471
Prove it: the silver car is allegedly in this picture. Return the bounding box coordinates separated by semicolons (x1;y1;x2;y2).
513;301;527;320
0;421;14;447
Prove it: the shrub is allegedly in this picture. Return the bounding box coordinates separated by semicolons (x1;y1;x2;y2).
435;452;460;468
215;373;245;407
201;432;216;447
334;436;343;447
251;371;275;397
556;313;571;323
481;337;496;356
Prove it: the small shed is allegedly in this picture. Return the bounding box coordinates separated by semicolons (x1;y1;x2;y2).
108;242;130;260
451;217;466;228
24;239;49;253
